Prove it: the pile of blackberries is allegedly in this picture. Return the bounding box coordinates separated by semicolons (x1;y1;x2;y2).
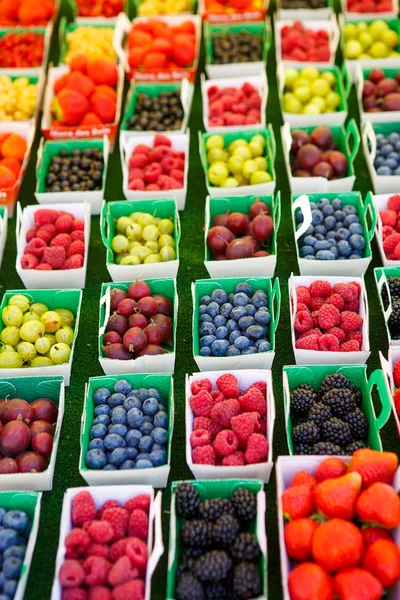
382;276;400;339
127;91;184;132
212;31;263;65
45;148;104;193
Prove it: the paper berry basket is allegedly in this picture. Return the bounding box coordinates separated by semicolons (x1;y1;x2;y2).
192;276;281;371
0;288;82;386
204;20;270;79
199;126;276;198
121;131;189;210
185;369;275;483
199;0;269;23
51;485;164;600
66;0;130;23
166;478;267;600
113;13;202;83
0;205;7;267
379;345;400;435
0;376;64;491
34;137;110;216
356;66;400;124
204;193;281;279
0;27;53;76
120;79;194;144
98;278;178;374
291;192;376;276
79;373;174;487
289;274;370;365
201;72;268;133
282;119;360;194
340;0;398;19
58;17;117;62
277;63;351;127
362;120;400;194
100;198;180;282
367;192;400;266
276;0;333;21
15;202;91;289
374;265;400;346
276;455;400;600
283;364;391;455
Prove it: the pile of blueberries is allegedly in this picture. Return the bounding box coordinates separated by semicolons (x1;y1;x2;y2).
198;282;272;357
373;131;400;176
296;197;367;261
0;507;31;600
85;379;169;471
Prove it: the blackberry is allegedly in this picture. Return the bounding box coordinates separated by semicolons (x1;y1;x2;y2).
194;550;232;582
291;414;308;427
319;374;357;397
231;532;261;562
312;441;343;455
345;440;369;454
233;562;261;599
182;520;212;547
232;488;257;524
199;498;235;523
322;388;357;418
176;573;205;600
213;514;239;545
204;581;232;599
185;546;204;558
290;384;317;414
292;422;320;445
175;483;200;519
176;554;198;581
344;408;369;440
307;402;332;427
321;417;352;446
388;276;400;299
295;443;314;455
388;299;400;339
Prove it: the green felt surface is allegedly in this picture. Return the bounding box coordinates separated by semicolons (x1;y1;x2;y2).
0;1;397;598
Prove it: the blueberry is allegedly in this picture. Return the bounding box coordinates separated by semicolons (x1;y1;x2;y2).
94;404;110;416
329;246;339;259
229;330;241;346
108;424;128;437
127;408;143;428
2;557;21;580
227;345;241;356
246;325;265;340
200;335;216;348
396;141;400;152
140;422;154;435
136;452;151;461
245;304;257;317
200;295;211;305
385;158;398;170
303;225;314;236
228;293;235;304
152;443;164;451
88;438;104;451
252;291;268;308
200;314;213;323
350;252;363;259
314;240;330;251
3;512;28;535
238;316;255;330
123;397;141;412
296;210;304;223
0;572;5;590
3;547;25;561
389;132;400;144
332;198;343;210
317;198;330;209
206;302;219;317
349;234;365;250
231;306;246;321
234;336;250;350
377;165;393;175
326;231;336;240
137;388;151;401
314;233;324;241
216;326;229;340
199;305;207;316
111;406;127;425
103;464;117;470
213;314;226;327
233;292;249;307
381;143;394;156
322;203;334;216
211;289;227;305
114;379;132;395
3;580;17;598
154;411;168;428
199;322;216;336
311;209;323;225
119;460;134;470
0;510;6;526
335;221;344;231
139;435;154;453
125;429;142;447
255;310;271;325
241;347;256;354
220;303;233;318
334;210;345;221
299;246;315;257
349;222;364;235
309;202;318;209
93;388;111;405
304;255;316;260
85;449;107;469
394;167;400;175
327;238;337;247
108;393;127;408
200;347;212;356
211;339;230;356
126;447;139;461
150;449;167;466
324;216;336;231
90;423;107;440
316;250;336;260
343;214;359;227
143;398;159;416
336;227;351;241
315;224;328;236
338;240;352;257
104;433;126;451
342;204;356;215
374;155;385;167
226;319;239;333
257;340;272;352
151;427;168;444
93;415;110;427
303;235;317;247
136;459;154;469
109;447;128;466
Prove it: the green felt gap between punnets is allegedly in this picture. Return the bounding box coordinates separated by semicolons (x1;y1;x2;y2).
0;0;397;598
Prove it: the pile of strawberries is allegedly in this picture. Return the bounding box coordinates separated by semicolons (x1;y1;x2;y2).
189;374;269;466
281;21;331;63
294;280;364;352
207;82;262;128
58;491;150;600
283;449;400;600
21;208;85;271
128;134;185;192
379;194;400;260
392;359;400;417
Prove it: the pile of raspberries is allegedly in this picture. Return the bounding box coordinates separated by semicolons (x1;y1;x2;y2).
380;194;400;260
58;490;150;600
293;280;364;352
189;373;269;466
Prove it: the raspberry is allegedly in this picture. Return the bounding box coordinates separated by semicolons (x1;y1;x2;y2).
192;444;216;465
393;360;400;387
296;286;312;307
26;237;46;257
193;416;221;439
83;521;94;532
61;255;84;269
340;311;363;332
388;194;400;211
213;429;239;457
125;537;148;573
71;230;85;242
245;433;269;464
109;538;133;563
21;253;39;269
86;544;109;559
59;559;85;588
216;373;240;397
98;500;120;518
383;232;400;256
248;381;267;396
340;340;360;351
112;580;145;600
294;310;313;333
124;495;150;515
222;450;245;466
309;280;332;297
333;283;358;302
311;311;320;327
318;334;340;351
73;219;85;231
102;508;129;541
88;521;114;544
65;528;91;558
299;328;322;339
346;330;363;343
310;297;325;311
189;390;213;417
72;491;96;527
326;327;346;343
108;556;139;587
318;304;341;329
394;389;400;416
190;429;211;448
36;223;57;243
231;413;259;445
88;587;111;600
26;227;37;242
190;379;212;395
34;208;64;227
128;509;148;541
295;335;319;350
325;293;345;311
238;388;266;415
51;233;72;249
36;263;53;270
382;225;394;239
83;556;111;587
393;241;400;260
211;390;225;404
43;245;66;269
67;240;85;257
210;399;240;426
344;299;360;313
380;210;397;226
56;214;74;233
63;589;87;600
296;302;310;313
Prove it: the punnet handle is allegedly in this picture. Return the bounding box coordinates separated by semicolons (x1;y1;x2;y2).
293;195;312;240
367;368;392;431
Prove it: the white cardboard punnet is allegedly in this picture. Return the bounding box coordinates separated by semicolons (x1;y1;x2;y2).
0;206;7;271
15;202;91;289
0;25;53;76
185;370;275;483
370;192;400;266
51;485;164;600
379;346;400;435
13;491;42;600
289;273;370;364
362;120;400;194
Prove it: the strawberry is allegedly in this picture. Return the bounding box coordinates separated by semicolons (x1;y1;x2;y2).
288;563;334;600
284;518;318;561
393;359;400;387
312;519;364;572
348;448;398;488
314;473;362;520
394;388;400;417
362;539;400;588
356;482;400;528
361;527;393;547
282;484;314;520
315;457;348;482
289;471;316;490
333;568;383;600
